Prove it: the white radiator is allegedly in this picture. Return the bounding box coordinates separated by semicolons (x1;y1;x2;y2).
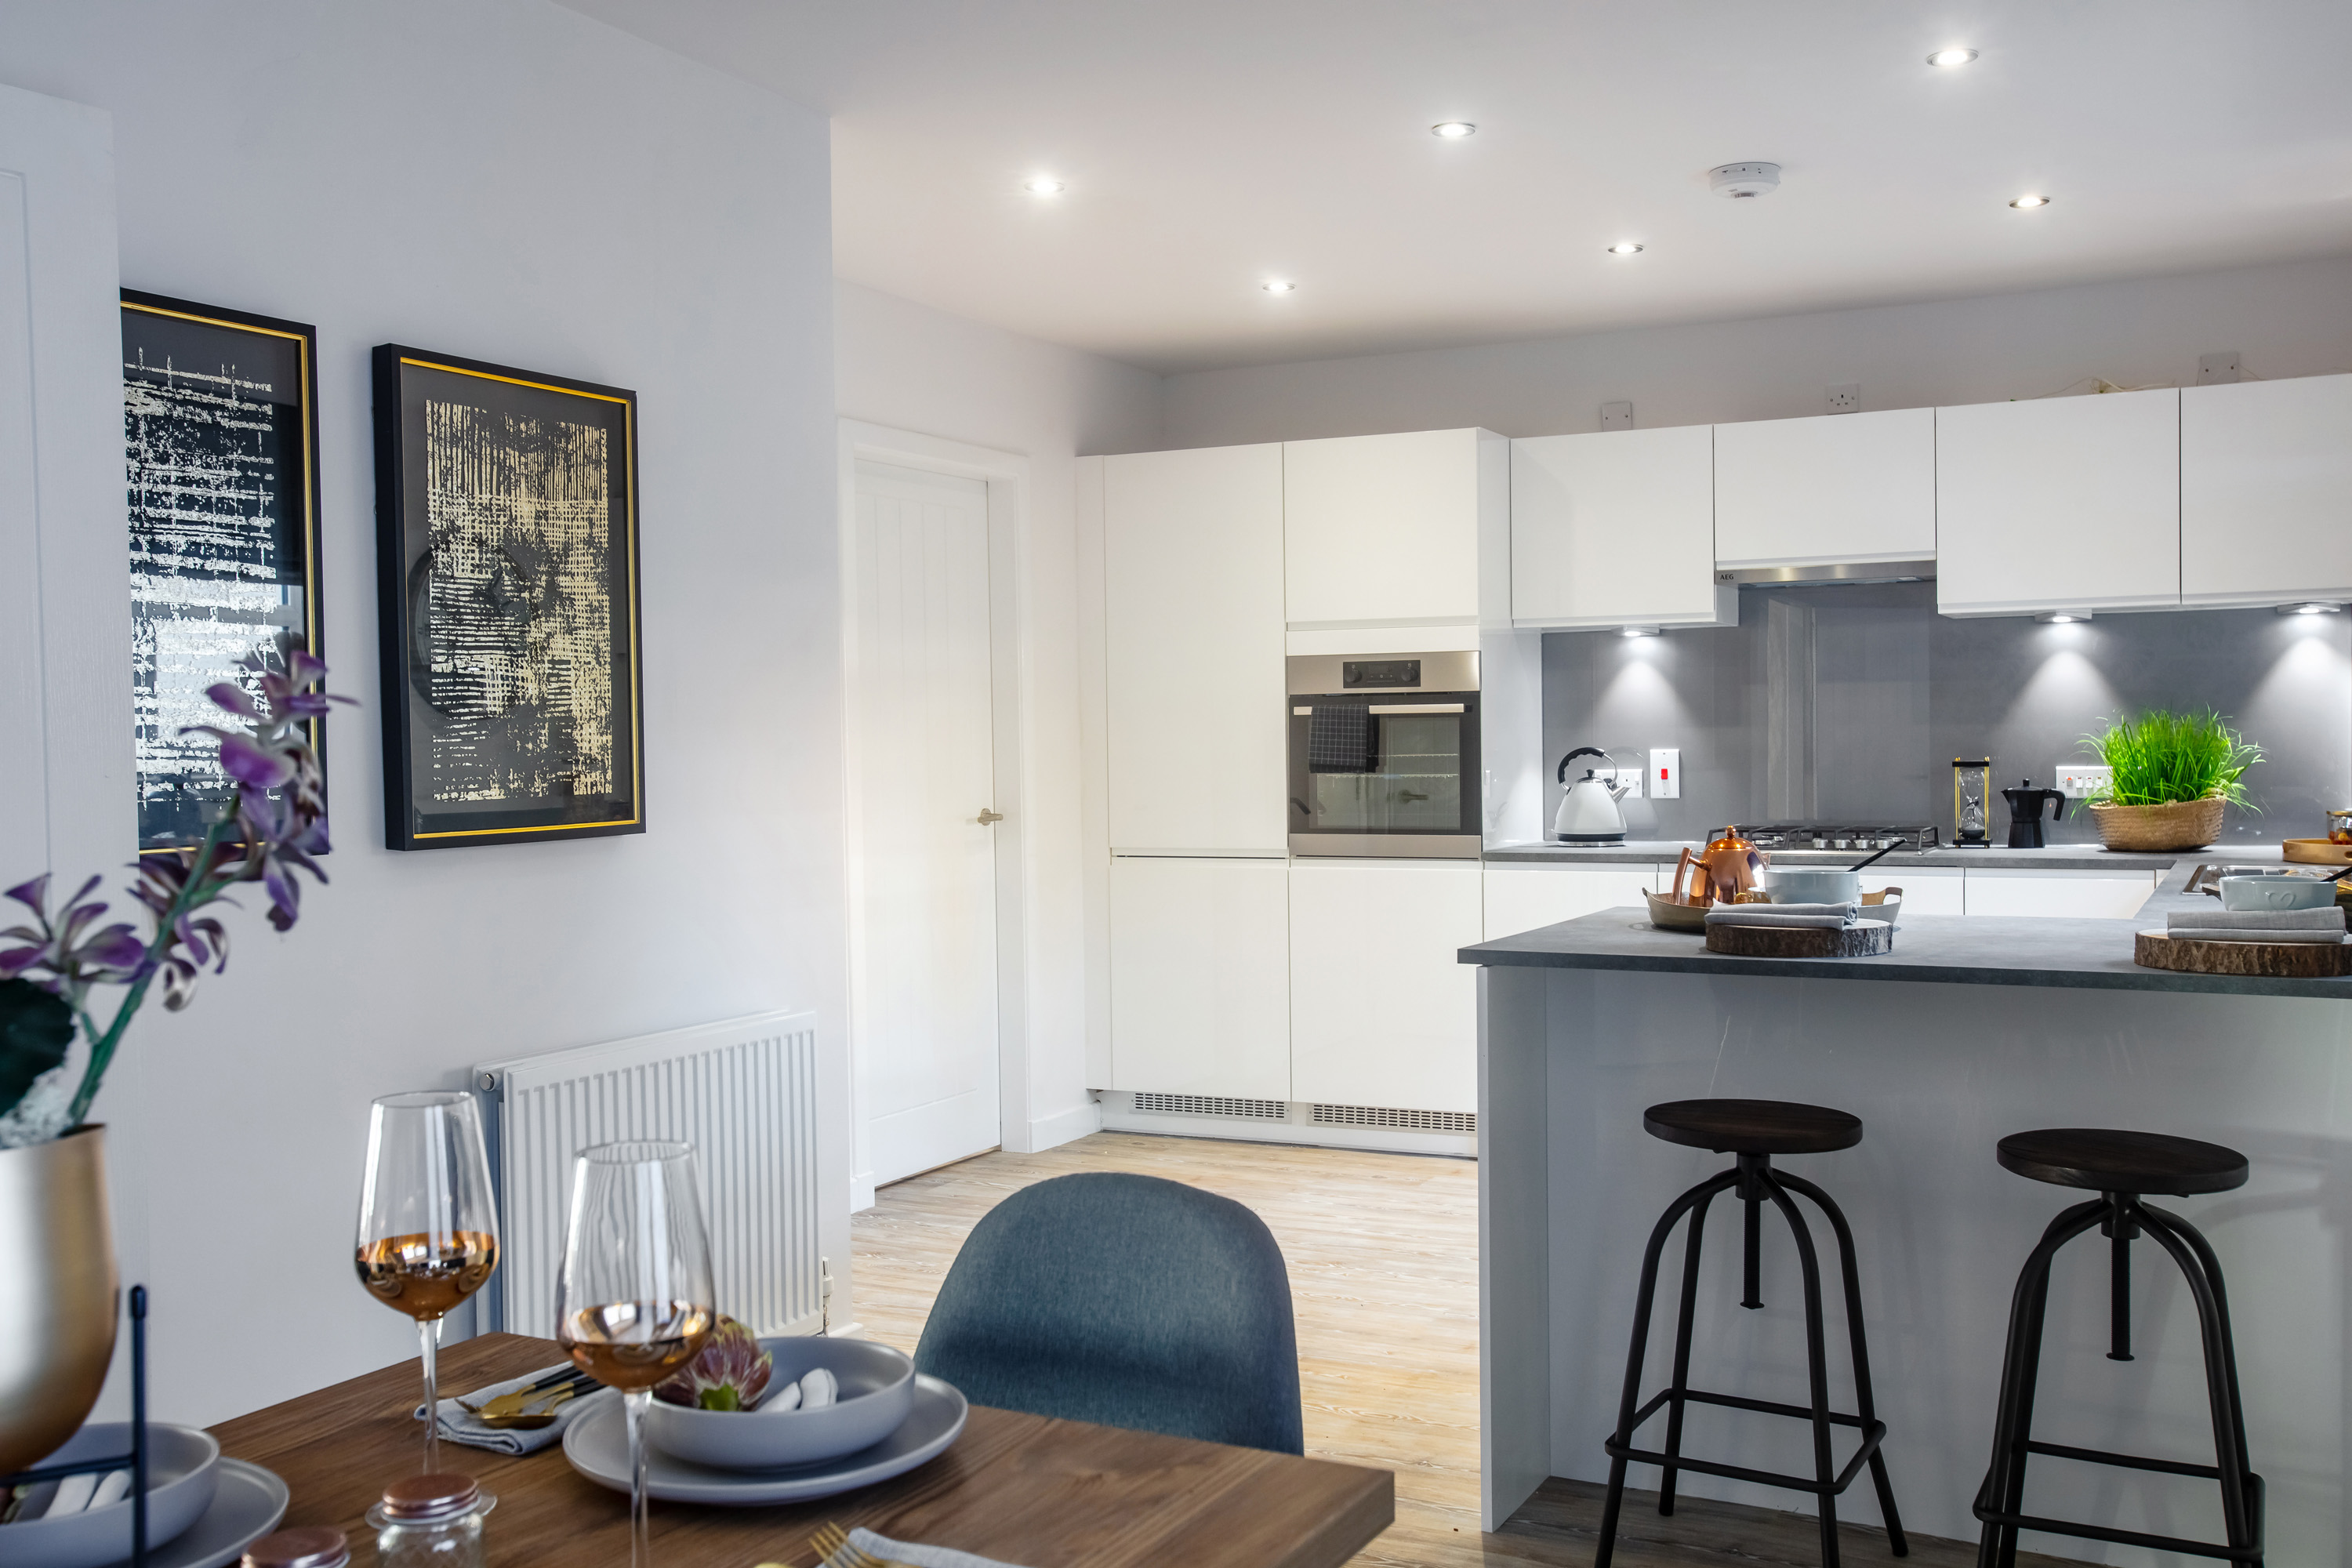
474;1011;822;1340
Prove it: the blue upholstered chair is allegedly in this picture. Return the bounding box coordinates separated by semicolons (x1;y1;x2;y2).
911;1171;1305;1454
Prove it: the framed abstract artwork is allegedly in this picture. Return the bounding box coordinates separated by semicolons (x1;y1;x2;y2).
122;291;325;855
372;345;644;851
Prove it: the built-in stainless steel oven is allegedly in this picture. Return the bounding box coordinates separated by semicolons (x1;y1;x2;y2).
1287;652;1480;858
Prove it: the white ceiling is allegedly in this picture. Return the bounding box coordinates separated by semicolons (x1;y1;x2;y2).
563;0;2352;373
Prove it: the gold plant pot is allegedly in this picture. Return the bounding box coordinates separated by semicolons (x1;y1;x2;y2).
0;1123;119;1472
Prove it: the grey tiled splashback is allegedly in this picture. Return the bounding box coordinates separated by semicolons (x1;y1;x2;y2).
1541;583;2351;846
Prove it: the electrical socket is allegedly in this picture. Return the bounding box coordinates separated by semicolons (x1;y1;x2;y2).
1600;400;1634;430
2196;351;2242;386
1828;383;1861;414
2056;764;2112;799
1598;766;1642;798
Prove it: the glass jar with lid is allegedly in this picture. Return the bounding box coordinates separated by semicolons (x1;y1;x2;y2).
368;1473;496;1568
244;1527;350;1568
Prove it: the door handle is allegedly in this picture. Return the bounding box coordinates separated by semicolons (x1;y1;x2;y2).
977;808;1004;825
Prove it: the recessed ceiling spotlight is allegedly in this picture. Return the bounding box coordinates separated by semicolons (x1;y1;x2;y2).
1262;279;1297;293
2278;601;2343;615
1709;162;1782;198
1927;47;1979;67
1606;241;1645;256
2009;193;2051;209
1431;122;1476;139
1022;177;1065;196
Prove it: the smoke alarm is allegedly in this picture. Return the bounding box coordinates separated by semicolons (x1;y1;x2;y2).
1709;162;1782;198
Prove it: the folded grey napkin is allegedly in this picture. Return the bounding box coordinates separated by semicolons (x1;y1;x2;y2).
843;1529;1032;1568
2168;906;2345;932
1705;902;1857;930
2166;927;2347;946
413;1362;602;1455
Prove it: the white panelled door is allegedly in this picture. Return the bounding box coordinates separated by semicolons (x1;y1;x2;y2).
850;461;1001;1186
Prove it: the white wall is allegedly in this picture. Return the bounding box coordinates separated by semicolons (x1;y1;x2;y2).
833;282;1161;1164
0;2;843;1426
1163;254;2352;445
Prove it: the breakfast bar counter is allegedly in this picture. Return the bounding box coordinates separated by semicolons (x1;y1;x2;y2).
1463;879;2352;1563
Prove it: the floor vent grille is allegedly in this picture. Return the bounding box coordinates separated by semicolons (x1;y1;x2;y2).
1312;1103;1477;1134
1131;1092;1289;1120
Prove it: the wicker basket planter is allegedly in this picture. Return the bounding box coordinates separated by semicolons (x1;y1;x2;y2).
2088;796;2227;851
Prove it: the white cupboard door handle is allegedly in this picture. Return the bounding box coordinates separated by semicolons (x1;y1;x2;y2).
977;808;1004;825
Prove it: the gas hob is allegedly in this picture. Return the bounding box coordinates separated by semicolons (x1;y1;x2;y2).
1733;824;1943;852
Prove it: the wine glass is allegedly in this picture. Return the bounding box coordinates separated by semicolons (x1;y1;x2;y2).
557;1142;715;1568
354;1091;500;1475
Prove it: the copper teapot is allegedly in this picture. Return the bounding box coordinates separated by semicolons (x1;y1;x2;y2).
1670;825;1766;906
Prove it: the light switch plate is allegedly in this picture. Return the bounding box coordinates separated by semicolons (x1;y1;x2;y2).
2056;764;2111;798
1651;748;1681;799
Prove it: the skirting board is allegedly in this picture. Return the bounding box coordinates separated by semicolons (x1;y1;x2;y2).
1097;1092;1478;1158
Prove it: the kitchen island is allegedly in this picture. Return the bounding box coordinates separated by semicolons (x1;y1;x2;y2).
1464;862;2352;1564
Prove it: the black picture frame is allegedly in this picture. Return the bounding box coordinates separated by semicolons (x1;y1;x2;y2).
371;345;644;851
121;291;326;857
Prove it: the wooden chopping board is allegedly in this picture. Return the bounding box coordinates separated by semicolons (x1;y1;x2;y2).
1706;919;1893;958
2135;930;2352;978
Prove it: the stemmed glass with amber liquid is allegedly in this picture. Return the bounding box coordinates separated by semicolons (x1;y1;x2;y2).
557;1142;715;1568
354;1091;500;1474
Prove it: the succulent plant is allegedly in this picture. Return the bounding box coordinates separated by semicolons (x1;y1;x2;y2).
653;1316;773;1411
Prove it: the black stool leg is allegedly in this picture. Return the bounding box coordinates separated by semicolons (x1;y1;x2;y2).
1778;1170;1909;1558
1595;1169;1739;1568
1975;1199;2105;1568
1762;1174;1843;1568
1657;1184;1722;1518
2139;1202;2264;1563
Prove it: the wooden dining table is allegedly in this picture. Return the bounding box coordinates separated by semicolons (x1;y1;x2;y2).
208;1332;1393;1567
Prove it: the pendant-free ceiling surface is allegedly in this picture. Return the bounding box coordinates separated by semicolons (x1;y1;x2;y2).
562;0;2352;372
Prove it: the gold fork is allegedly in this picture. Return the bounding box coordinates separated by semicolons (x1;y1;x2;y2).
807;1521;917;1568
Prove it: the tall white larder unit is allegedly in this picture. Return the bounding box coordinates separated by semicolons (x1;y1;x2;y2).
1713;407;1936;570
1511;424;1733;629
1288;861;1483;1116
1936;389;2180;616
1102;443;1287;853
2181;373;2352;608
1107;857;1290;1102
1282;428;1494;627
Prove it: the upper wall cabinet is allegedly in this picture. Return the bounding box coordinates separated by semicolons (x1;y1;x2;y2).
1936;388;2180;617
2182;373;2352;609
1283;429;1498;626
1512;424;1733;630
1713;407;1936;568
1102;444;1287;853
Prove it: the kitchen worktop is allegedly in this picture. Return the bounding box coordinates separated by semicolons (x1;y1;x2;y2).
1479;839;2294;873
1459;858;2351;997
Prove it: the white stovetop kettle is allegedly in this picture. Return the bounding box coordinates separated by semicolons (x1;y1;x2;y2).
1555;746;1632;844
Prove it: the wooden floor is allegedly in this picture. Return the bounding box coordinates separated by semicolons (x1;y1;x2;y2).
851;1131;2085;1567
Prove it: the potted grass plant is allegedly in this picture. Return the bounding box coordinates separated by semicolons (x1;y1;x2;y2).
2080;708;2262;851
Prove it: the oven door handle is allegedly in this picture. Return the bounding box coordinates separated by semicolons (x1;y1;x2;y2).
1366;702;1465;715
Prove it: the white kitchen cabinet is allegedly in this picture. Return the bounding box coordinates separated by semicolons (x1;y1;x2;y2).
2182;372;2352;608
1936;389;2180;617
1483;862;1660;940
1290;861;1483;1115
1102;444;1287;853
1281;428;1499;626
1713;408;1936;568
1880;866;1964;916
1512;425;1735;630
1108;856;1290;1101
1963;868;2159;920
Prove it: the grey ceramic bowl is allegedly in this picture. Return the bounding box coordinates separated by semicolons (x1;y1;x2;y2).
2219;873;2341;912
1761;866;1862;906
643;1336;916;1470
2;1422;220;1568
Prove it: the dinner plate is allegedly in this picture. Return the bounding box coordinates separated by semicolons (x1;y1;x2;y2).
563;1377;967;1505
141;1460;289;1568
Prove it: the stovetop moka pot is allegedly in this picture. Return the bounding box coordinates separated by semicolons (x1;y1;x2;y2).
2002;781;2068;849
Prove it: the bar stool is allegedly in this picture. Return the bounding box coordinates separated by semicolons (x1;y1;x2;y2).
1974;1128;2263;1566
1595;1099;1906;1568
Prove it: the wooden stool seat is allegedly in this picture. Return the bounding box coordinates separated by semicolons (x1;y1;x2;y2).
1644;1098;1863;1156
1996;1127;2249;1197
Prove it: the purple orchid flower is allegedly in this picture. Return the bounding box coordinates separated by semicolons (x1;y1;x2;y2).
1;873;150;1004
652;1316;774;1411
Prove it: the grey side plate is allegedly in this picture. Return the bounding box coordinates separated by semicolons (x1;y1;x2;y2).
145;1460;289;1568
